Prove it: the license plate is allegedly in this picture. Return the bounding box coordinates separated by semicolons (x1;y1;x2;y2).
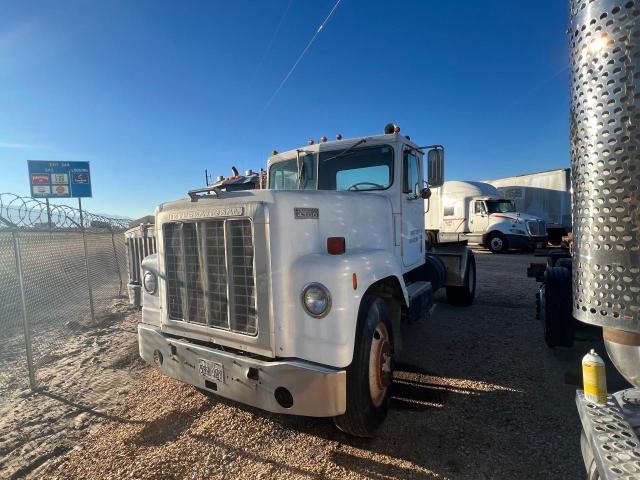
198;359;225;384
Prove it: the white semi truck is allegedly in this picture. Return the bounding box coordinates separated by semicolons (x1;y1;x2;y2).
138;125;476;436
485;168;571;245
425;180;548;253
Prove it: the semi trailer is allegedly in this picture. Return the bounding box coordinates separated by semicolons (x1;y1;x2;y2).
426;180;548;253
137;125;476;436
485;168;571;245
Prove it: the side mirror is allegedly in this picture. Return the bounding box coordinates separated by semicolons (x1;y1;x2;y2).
420;187;431;199
427;147;444;187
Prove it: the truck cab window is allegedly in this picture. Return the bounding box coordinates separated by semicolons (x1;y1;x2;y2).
269;156;316;190
318;145;393;191
474;201;486;214
403;150;420;195
485;200;516;213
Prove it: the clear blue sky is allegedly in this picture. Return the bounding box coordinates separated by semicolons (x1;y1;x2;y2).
0;0;569;218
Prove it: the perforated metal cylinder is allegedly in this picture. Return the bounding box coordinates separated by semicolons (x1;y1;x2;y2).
570;0;640;331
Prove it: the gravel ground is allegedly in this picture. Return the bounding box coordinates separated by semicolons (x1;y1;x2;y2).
34;251;598;479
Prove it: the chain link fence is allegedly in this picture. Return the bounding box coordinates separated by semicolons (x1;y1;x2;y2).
0;193;131;397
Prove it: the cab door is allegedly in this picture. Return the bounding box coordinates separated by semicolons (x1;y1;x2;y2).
401;148;424;268
469;200;489;233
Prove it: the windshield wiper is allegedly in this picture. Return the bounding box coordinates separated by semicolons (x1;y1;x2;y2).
321;138;367;163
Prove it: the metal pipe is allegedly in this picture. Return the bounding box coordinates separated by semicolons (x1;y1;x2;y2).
78;198;96;324
111;228;123;297
570;0;640;333
45;198;52;233
11;229;36;390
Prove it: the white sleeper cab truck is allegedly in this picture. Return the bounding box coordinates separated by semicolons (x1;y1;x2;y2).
426;180;548;253
139;124;476;436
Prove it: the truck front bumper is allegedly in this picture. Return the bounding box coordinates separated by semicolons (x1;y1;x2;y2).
138;324;346;417
576;389;640;479
504;234;548;250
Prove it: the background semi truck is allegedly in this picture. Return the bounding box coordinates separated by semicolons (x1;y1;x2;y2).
485;168;571;245
138;125;477;437
426;180;548;253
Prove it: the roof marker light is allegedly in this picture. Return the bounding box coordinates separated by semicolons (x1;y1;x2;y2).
308;139;315;145
320;136;328;143
272;149;278;155
336;133;342;140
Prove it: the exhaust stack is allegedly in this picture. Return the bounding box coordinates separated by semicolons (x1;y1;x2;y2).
570;0;640;385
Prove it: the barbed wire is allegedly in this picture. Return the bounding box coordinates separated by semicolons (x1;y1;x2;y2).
0;193;131;230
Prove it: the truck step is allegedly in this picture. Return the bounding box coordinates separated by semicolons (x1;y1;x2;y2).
406;281;430;301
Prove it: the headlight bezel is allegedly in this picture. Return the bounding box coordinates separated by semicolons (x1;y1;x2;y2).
301;282;331;318
143;270;157;294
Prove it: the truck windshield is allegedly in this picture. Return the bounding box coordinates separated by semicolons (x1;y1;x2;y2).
318;145;393;191
486;200;516;213
269;155;316;190
268;145;394;191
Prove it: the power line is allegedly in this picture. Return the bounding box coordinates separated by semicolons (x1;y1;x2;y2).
251;0;294;84
263;0;342;111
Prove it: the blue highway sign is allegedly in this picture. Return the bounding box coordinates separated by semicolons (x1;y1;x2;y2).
28;161;92;198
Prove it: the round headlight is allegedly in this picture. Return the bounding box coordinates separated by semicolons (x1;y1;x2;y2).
301;283;331;318
143;271;157;294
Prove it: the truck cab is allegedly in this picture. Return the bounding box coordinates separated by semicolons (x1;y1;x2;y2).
427;180;548;253
138;125;475;437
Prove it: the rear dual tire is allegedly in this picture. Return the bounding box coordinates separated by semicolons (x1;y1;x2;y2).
446;251;476;306
542;266;574;348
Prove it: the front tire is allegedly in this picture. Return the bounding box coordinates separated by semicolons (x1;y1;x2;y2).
487;232;508;253
446;251;476;306
334;295;394;437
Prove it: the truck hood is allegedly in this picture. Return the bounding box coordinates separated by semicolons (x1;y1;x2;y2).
153;189;396;359
156;189;395;255
489;212;542;223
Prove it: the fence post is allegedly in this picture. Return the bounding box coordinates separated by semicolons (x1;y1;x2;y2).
78;199;96;324
11;229;36;390
111;228;123;297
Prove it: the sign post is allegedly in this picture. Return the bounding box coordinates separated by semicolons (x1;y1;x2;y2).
45;199;52;233
28;161;96;323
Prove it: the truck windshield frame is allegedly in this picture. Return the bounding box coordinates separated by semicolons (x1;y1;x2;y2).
485;199;517;214
268;155;317;190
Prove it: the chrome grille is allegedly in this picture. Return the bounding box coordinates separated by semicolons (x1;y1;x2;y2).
164;219;256;335
526;220;546;236
125;225;156;284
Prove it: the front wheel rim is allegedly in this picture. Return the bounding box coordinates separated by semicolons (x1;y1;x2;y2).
368;322;392;407
491;237;503;250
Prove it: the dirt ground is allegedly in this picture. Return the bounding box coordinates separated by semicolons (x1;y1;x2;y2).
3;251;614;479
0;301;145;479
